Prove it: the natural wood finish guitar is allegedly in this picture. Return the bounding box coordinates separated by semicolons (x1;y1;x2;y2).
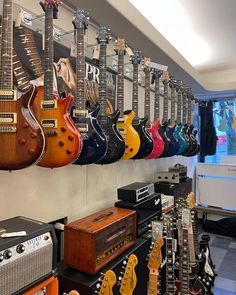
32;0;82;168
119;254;138;295
99;270;117;295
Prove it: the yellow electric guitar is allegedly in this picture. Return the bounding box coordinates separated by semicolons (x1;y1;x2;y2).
97;270;117;295
115;38;141;159
119;254;138;295
147;236;164;295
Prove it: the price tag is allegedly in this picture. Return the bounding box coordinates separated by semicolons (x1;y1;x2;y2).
126;46;133;56
112;59;117;70
15;8;23;27
92;46;100;60
124;66;130;76
53;27;62;41
70;43;76;58
151;220;163;239
145;60;168;71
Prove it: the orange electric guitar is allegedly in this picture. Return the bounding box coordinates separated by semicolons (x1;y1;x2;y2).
32;0;82;168
0;0;45;170
115;38;141;159
147;236;164;295
119;254;138;295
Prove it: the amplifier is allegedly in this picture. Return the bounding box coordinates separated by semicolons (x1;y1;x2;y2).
155;171;187;183
117;182;154;203
59;238;151;295
115;193;162;237
64;207;136;275
169;164;187;174
0;216;57;295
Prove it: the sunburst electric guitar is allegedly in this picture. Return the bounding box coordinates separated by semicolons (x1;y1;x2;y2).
32;0;82;168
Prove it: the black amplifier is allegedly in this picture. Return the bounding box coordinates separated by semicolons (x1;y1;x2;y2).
0;216;57;295
59;238;151;295
115;193;162;237
154;178;192;200
117;182;154;203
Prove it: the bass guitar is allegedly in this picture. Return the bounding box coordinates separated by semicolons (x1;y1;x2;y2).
115;38;141;160
0;0;45;170
131;51;154;159
71;9;107;165
143;58;162;159
32;0;82;168
96;26;126;164
119;254;138;295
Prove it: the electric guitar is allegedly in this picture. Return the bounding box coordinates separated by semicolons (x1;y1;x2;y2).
173;80;190;154
0;0;45;170
165;76;179;156
143;58;162;159
96;270;117;295
119;254;138;295
13;50;31;93
115;38;141;160
147;236;164;295
32;0;82;168
68;291;80;295
71;9;107;165
131;51;154;159
96;26;126;164
158;71;172;157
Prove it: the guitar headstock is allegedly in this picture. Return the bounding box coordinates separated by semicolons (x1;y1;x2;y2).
182;208;191;230
174;79;183;92
151;69;163;84
148;236;164;271
162;71;169;85
97;26;112;45
40;0;59;19
130;50;143;65
144;57;152;73
119;254;138;295
169;75;177;89
73;8;89;30
186;192;195;209
114;38;126;55
163;214;175;238
97;270;116;295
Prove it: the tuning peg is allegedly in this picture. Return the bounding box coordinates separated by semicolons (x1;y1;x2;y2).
123;260;127;265
118;275;123;281
96;283;101;289
100;272;105;276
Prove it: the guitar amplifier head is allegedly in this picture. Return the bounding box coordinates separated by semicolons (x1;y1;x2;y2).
0;216;57;295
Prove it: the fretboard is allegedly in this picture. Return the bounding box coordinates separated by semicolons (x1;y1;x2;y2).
180;229;189;295
187;94;192;125
99;43;107;116
132;63;139;115
144;69;151;121
154;77;160;119
188;224;196;263
166;238;175;294
192;210;199;255
182;90;187;124
170;84;176;125
0;0;13;89
116;53;124;112
76;27;86;110
44;5;54;100
13;49;31;91
147;271;158;295
162;80;169;122
176;88;182;124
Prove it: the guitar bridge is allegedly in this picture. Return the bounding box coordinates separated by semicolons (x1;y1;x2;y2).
41;119;57;128
41;100;57;109
73;109;88;117
0;113;17;124
0;90;17;101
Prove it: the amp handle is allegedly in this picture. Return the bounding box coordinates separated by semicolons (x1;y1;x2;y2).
92;211;114;222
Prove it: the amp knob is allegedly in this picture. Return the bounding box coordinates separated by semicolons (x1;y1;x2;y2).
0;253;3;263
16;244;25;254
3;249;12;260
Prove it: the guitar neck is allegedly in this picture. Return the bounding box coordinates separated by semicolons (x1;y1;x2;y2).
182;90;187;124
144;69;150;120
76;27;86;110
180;229;189;295
192;210;199;256
176;88;182;124
13;49;31;91
148;271;159;295
154;77;160;119
99;43;107;116
132;63;139;115
44;5;54;100
188;224;196;263
0;0;13;89
162;81;169;122
166;238;175;293
187;94;192;126
116;53;124;112
170;84;176;125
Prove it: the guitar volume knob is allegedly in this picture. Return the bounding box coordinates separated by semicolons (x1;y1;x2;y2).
31;132;38;139
68;135;74;141
66;150;72;155
61;127;66;132
18;138;26;145
58;141;64;147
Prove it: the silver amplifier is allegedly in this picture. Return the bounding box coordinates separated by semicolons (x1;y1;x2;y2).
0;216;57;295
155;171;186;183
117;182;155;203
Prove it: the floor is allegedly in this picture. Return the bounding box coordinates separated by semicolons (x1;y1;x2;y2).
202;232;236;294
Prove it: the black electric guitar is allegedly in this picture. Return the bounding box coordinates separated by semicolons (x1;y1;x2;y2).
96;26;125;164
71;9;107;165
131;51;154;159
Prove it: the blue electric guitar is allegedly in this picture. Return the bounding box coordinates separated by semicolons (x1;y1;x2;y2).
72;9;107;165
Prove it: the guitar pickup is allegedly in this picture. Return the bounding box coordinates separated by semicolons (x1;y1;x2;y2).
41;100;57;109
73;109;88;118
0;113;17;124
0;90;17;101
0;126;17;133
77;123;89;132
41;119;57;128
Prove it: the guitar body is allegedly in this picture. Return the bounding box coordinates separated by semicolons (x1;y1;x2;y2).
96;110;125;164
0;86;45;170
158;121;171;157
146;118;165;159
73;103;108;165
32;86;82;168
131;116;154;159
117;110;141;160
174;123;190;155
183;125;199;157
165;124;180;157
175;280;201;295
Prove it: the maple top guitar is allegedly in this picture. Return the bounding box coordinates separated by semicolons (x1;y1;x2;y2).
115;38;141;160
119;254;138;295
71;9;107;165
97;270;117;295
143;58;163;159
173;80;190;155
32;0;82;168
158;71;172;157
147;236;164;295
131;51;154;159
96;26;126;165
165;76;180;156
0;0;45;170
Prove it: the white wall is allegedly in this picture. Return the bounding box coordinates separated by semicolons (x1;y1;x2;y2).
0;0;197;223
